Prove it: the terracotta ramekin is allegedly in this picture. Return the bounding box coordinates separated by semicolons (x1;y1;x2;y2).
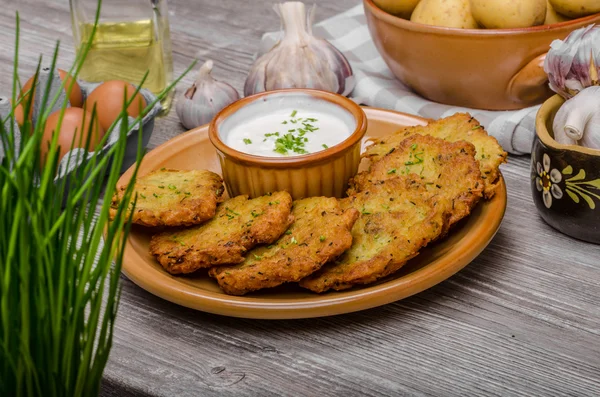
364;0;600;110
532;94;600;244
209;89;368;199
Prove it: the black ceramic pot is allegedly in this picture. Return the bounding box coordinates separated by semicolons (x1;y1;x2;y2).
532;94;600;244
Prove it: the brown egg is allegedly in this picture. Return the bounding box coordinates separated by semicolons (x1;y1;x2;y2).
41;108;105;166
11;101;25;127
84;80;147;131
20;69;84;120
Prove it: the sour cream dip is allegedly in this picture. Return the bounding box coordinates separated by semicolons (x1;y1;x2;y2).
219;94;356;157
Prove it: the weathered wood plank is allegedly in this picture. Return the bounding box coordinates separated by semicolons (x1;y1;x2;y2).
1;1;599;396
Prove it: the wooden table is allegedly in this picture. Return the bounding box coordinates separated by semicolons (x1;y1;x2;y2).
2;1;599;395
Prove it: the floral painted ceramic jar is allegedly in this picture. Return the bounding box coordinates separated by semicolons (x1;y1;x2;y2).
532;95;600;244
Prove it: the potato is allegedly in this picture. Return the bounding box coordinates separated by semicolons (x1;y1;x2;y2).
373;0;421;19
470;0;546;29
548;0;600;18
545;0;571;24
411;0;479;29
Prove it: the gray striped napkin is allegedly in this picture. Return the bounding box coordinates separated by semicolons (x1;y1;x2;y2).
260;4;539;155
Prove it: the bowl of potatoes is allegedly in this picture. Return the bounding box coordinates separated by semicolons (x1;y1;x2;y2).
364;0;600;110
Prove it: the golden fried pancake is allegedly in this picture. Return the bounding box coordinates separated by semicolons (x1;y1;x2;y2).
150;192;293;274
111;168;224;227
363;113;507;198
300;178;449;293
209;197;359;295
349;134;484;228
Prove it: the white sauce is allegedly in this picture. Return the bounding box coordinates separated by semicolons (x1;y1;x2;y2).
225;108;353;157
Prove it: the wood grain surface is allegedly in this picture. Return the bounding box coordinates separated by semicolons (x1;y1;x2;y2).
1;0;599;396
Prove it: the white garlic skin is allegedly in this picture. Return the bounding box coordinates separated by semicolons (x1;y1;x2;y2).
244;2;354;97
176;60;240;130
552;86;600;149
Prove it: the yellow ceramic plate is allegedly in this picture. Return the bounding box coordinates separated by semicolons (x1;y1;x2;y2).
119;107;507;319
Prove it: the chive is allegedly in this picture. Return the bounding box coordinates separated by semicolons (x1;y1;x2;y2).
0;18;193;393
290;236;298;244
253;254;263;260
139;193;146;199
243;138;252;145
320;235;326;242
158;185;165;189
168;184;177;190
290;110;297;117
226;207;240;216
153;193;160;198
361;207;371;215
322;144;328;149
387;169;396;174
285;230;292;235
172;236;186;246
411;143;418;150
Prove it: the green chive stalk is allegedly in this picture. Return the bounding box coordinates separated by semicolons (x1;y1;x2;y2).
0;1;193;395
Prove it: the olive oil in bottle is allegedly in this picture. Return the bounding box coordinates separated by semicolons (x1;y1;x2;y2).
77;19;174;112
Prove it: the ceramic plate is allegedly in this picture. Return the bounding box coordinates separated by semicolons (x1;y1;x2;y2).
119;107;507;319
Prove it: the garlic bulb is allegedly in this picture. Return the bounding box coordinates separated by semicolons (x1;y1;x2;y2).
176;60;240;129
544;24;600;99
552;86;600;149
244;2;354;97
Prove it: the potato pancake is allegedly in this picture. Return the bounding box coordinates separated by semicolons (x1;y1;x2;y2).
149;192;293;274
209;197;359;295
110;168;225;227
300;178;450;293
363;113;506;198
350;134;484;228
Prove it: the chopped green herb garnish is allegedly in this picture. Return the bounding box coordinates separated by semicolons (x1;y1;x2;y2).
282;121;288;124
171;236;186;246
471;125;483;130
322;144;329;149
361;207;371;215
168;184;177;190
290;236;298;244
139;193;146;199
158;185;165;189
285;230;292;235
319;235;326;242
253;254;263;260
227;208;240;215
290;110;297;117
243;138;252;145
153;193;160;198
411;143;418;150
387;169;396;174
251;210;262;218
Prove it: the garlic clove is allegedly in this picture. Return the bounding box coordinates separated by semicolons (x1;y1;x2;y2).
552;85;600;149
176;60;240;130
244;2;354;97
544;24;600;99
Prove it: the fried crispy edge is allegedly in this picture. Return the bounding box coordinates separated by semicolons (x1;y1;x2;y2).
349;135;484;228
363;113;507;199
110;168;225;227
300;179;450;293
208;200;359;296
149;192;294;274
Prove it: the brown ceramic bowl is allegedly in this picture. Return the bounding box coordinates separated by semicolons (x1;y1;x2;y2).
209;89;367;199
363;0;600;110
532;94;600;244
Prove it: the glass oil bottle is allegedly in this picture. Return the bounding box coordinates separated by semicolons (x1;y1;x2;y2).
69;0;174;113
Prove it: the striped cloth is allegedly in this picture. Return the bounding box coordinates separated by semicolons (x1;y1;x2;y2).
260;4;539;155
